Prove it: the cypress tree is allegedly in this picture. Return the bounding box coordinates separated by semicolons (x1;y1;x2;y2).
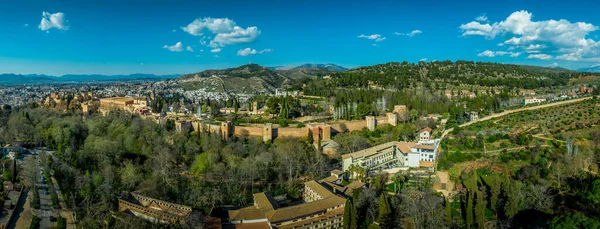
490;176;502;214
343;199;353;229
445;198;452;227
466;191;474;229
504;180;521;219
350;200;359;229
475;191;486;229
378;194;392;229
351;193;358;229
11;159;17;183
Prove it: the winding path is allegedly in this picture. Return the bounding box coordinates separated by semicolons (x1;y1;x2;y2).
440;96;593;139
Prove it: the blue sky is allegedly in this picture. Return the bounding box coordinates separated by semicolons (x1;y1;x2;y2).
1;0;600;75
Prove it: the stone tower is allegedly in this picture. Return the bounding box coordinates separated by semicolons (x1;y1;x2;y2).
252;101;258;112
387;112;398;126
221;121;231;140
366;116;376;131
263;123;273;143
321;125;331;141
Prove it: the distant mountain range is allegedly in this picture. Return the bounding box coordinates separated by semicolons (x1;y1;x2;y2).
268;63;348;72
0;73;180;84
578;65;600;73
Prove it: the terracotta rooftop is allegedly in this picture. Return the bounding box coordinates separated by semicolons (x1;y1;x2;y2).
276;207;344;229
419;161;435;167
267;195;345;223
223;222;271;229
330;169;343;175
253;192;280;212
229;180;347;225
419;127;433;133
321;176;339;183
395;142;414;154
305;180;335;199
415;144;436;150
341;141;398;160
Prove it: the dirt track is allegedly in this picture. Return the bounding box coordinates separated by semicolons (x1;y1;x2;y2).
441;97;593;139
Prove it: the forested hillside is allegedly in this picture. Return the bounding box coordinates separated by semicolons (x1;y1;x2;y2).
336;61;595;89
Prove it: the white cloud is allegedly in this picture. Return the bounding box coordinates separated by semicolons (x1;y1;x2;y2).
214;55;219;58
497;43;504;46
39;12;68;31
259;48;272;54
556;53;579;61
394;30;423;37
419;58;428;62
212;26;260;47
460;10;600;62
200;49;204;52
551;62;559;67
476;15;488;22
181;17;260;50
186;46;194;52
172;29;177;32
460;21;495;37
358;34;386;42
210;48;221;53
477;50;521;58
477;50;496;57
527;54;553;60
237;48;257;56
163;42;184;52
24;24;29;27
181;17;236;36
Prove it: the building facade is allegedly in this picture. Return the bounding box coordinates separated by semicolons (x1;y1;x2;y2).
418;127;432;141
523;97;546;105
118;192;192;224
342;141;440;173
227;178;360;229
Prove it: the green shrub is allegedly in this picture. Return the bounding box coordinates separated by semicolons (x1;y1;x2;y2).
56;217;66;229
31;190;40;209
30;215;40;229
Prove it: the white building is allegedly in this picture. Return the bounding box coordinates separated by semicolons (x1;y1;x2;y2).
468;112;479;121
275;88;299;97
342;141;440;173
523;97;546;105
418;127;432;142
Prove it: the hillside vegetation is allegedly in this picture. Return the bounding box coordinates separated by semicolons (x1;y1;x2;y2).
177;64;338;93
174;61;600;94
337;61;597;89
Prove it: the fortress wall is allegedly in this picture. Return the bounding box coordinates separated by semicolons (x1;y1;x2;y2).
233;126;263;136
276;127;309;138
329;120;367;133
192;122;222;133
191;116;387;141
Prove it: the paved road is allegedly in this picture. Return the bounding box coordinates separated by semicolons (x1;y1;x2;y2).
38;168;57;229
440;97;593;139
